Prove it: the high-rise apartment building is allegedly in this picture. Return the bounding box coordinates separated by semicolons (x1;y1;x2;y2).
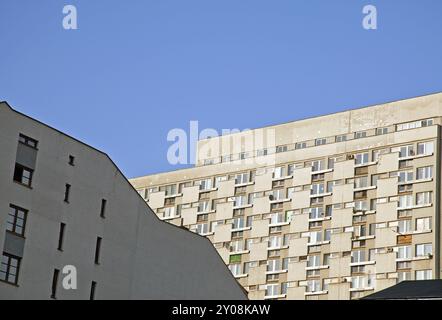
130;92;442;300
0;101;246;300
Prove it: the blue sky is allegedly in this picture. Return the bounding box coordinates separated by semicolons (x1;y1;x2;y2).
1;0;442;178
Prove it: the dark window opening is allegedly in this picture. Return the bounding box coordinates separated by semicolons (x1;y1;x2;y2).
90;281;97;300
51;269;60;299
64;184;71;203
100;199;107;218
69;155;75;166
94;237;102;264
58;223;66;251
13;164;33;187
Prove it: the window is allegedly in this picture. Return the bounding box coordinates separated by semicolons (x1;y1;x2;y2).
416;192;432;206
323;229;332;242
417;142;434;155
230;240;244;252
398;171;413;183
163;207;175;219
229;263;242;276
311;183;325;195
234;195;247;207
416;243;432;257
269;189;284;201
354;200;369;212
273;167;284;179
323;253;331;266
197;201;210;213
328;158;336;169
267;259;281;272
276;145;287;153
325;205;333;217
351;250;366;263
0;253;21;285
398;195;413;209
398;220;411;234
376;127;388;135
309;207;324;220
90;281;97;300
315;138;326;146
235;173;249;185
416;166;433;180
336;135;347;142
309;231;322;244
397;271;412;283
287;164;295;176
58;223;66;251
51;269;60;299
19;133;38;149
354;225;367;237
100;199;107;218
13;164;33;187
280;282;288;295
295;142;307;150
249;193;260;205
351;275;374;289
7;205;27;236
311;160;325;172
354;176;369;189
306;280;321;293
398;145;414;158
257;148;268;157
160;184;177;196
307;255;320;268
195;223;210;235
270;212;286;225
64;184;71;202
197;178;212;191
354;131;367;139
355;152;369;165
416;217;432;232
232;217;246;230
397;119;433;131
415;269;432;280
268;236;282;249
266;284;280;297
94;237;102;264
68;155;75;166
397;246;411;259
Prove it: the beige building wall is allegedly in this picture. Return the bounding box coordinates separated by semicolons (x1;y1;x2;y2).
130;92;442;300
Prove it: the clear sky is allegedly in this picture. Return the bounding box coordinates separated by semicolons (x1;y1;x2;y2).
1;0;442;178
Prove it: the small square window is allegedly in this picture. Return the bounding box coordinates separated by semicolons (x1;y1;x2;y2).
355;131;367;139
376;128;388;135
